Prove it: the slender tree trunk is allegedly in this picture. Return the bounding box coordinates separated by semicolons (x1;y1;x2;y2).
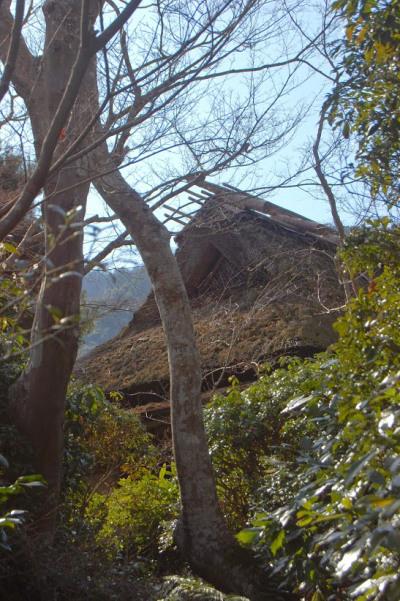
93;145;298;601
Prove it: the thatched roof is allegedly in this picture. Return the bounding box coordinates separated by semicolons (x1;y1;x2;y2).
77;182;343;413
0;161;42;263
178;180;338;244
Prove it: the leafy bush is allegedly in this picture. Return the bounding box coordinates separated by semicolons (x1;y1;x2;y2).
0;453;44;552
156;575;249;601
85;465;179;558
236;219;400;601
329;0;400;202
65;383;157;480
62;381;160;534
204;362;320;529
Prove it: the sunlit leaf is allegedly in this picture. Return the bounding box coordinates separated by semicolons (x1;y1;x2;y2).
270;529;285;556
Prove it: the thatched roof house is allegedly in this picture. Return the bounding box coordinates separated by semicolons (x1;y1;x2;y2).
77;181;344;417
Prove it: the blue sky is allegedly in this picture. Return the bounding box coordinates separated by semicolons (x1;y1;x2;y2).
84;32;352;267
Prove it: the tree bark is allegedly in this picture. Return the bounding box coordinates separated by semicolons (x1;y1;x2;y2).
0;0;142;538
10;171;88;531
0;0;25;103
313;100;357;300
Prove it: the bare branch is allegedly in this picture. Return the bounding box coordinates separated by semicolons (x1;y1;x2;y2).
0;1;93;240
0;0;142;241
0;0;37;99
84;230;131;273
91;0;143;53
0;0;25;103
313;101;346;242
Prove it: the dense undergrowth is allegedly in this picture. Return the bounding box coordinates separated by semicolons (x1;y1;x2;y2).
205;219;400;601
0;218;399;600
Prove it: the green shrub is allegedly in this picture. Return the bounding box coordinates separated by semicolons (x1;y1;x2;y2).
237;219;400;601
85;465;179;558
0;275;34;479
156;575;250;600
204;362;321;529
64;382;157;481
62;381;160;536
0;453;44;551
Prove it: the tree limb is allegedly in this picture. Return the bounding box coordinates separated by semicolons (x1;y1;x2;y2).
0;0;25;103
91;0;143;53
0;0;37;99
313;99;346;242
84;230;131;273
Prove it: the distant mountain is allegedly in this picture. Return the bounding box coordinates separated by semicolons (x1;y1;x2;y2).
79;266;151;357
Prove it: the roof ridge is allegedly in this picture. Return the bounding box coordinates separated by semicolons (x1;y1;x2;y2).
180;179;338;244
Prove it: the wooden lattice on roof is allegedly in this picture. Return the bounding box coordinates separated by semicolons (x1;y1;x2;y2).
163;179;338;246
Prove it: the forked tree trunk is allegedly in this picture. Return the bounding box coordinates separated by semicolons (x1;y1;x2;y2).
6;0;95;533
93;146;298;601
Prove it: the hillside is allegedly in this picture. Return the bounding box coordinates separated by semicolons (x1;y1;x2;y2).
79;267;151;357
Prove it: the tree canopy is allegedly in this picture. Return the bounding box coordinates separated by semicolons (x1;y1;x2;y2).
330;0;400;203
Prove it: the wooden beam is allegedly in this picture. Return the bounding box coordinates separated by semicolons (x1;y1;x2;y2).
188;189;214;201
166;215;188;226
180;198;202;209
166;207;198;219
186;195;204;205
164;203;199;216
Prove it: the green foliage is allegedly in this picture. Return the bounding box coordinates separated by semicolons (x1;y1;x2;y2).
341;217;400;277
0;376;164;599
63;383;107;491
63;381;159;528
62;380;179;562
0;454;44;551
85;465;179;559
156;575;249;601
0;273;30;359
0;282;35;482
329;0;400;202
205;366;319;529
222;219;400;600
0;276;45;554
64;382;156;480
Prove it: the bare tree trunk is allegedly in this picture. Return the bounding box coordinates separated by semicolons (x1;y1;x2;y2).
313;100;357;300
10;171;88;532
6;0;94;534
93;146;298;601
